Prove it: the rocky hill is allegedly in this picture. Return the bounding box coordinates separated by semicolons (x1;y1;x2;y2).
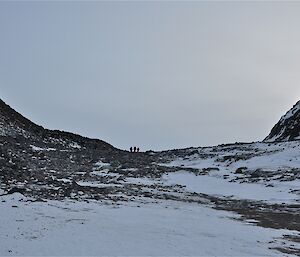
0;98;168;200
264;100;300;142
0;99;114;149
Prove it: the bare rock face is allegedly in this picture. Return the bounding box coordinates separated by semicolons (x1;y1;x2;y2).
264;101;300;142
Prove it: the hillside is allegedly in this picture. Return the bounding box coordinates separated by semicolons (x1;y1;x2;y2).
265;100;300;142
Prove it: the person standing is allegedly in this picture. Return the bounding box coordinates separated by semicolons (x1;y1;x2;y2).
130;147;133;152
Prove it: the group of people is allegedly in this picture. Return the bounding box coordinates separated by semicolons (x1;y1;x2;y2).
130;146;140;153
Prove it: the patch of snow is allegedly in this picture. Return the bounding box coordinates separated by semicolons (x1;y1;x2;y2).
77;181;123;188
163;171;299;204
30;145;57;151
57;178;72;183
30;145;45;151
165;157;220;170
69;142;81;149
94;161;111;169
121;168;138;172
125;177;158;186
91;169;111;176
163;141;300;175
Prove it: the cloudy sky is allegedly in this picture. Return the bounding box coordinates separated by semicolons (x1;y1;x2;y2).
1;1;300;151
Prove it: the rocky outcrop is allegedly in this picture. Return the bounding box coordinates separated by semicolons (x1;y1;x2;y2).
264;100;300;142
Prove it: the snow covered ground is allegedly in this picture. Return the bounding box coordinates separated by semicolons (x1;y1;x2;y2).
165;141;300;171
163;171;299;204
1;141;299;256
0;193;298;256
161;141;300;204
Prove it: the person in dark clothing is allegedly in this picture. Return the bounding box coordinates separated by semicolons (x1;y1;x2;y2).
130;147;133;152
137;147;140;152
133;146;137;152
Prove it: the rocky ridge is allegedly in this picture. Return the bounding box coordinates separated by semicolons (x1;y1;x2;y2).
265;100;300;142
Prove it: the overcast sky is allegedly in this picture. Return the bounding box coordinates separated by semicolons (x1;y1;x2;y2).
1;1;300;151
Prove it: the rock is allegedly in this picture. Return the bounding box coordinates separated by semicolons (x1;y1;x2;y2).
235;167;247;174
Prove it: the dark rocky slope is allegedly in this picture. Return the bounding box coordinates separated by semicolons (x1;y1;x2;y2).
0;99;168;200
265;100;300;142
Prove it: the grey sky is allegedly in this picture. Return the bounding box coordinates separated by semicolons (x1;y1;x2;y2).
1;1;300;151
